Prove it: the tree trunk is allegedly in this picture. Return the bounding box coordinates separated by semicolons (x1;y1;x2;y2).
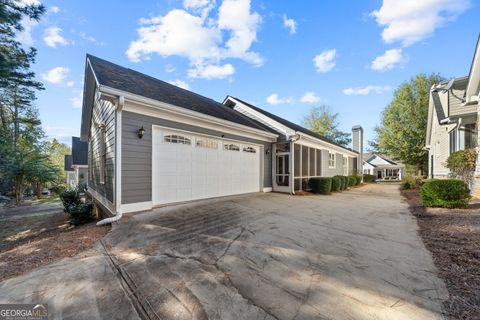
36;181;41;198
15;175;22;205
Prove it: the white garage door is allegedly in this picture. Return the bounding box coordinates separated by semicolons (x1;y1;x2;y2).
152;127;261;205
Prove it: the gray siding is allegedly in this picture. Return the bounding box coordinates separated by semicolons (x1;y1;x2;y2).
88;99;115;204
122;111;273;204
348;156;356;175
320;150;344;177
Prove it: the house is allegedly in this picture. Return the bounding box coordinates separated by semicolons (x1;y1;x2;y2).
63;137;88;189
426;36;480;196
362;153;404;180
80;55;362;219
64;155;75;188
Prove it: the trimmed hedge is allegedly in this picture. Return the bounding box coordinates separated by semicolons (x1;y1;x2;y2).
331;176;342;192
341;176;348;190
354;175;362;186
347;175;356;187
421;179;470;208
309;177;332;194
363;174;375;183
334;175;347;190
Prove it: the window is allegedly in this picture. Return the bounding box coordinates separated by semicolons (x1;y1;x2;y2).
224;143;240;151
164;134;191;145
328;152;335;168
449;130;457;154
243;146;256;153
196;139;218;149
364;169;370;174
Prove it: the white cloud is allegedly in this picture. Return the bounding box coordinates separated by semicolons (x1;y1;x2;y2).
79;32;106;46
313;49;337;73
41;67;69;84
165;64;176;73
49;6;60;14
370;48;408;71
67;81;75;87
43;26;70;48
343;85;392;96
70;91;83;109
371;0;470;46
283;14;296;35
45;126;79;144
300;92;321;104
188;63;235;79
266;93;293;106
126;0;263;79
16;18;39;45
168;79;191;90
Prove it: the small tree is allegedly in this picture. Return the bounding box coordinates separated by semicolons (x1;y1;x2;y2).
446;149;477;185
302;105;351;146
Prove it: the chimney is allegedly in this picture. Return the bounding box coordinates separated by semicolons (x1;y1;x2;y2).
352;125;363;176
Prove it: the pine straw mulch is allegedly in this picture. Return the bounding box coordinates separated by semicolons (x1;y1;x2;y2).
401;188;480;320
0;212;110;282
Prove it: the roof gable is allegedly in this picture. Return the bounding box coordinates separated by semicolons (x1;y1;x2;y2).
224;96;356;153
72;137;88;165
85;55;273;134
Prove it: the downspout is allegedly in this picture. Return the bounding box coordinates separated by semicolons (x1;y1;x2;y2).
97;95;124;226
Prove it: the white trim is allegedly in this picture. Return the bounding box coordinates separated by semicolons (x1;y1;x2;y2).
121;201;153;213
100;86;277;142
72;164;88;168
296;133;357;157
225;96;295;136
151;125;264;148
262;187;272;192
115;96;124;213
87;187;115;215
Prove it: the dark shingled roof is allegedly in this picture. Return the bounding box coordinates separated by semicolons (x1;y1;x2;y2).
87;54;275;134
431;91;446;122
64;155;73;171
226;96;357;153
72;137;88;165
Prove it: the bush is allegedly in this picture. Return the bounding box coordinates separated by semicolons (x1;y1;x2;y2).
354;175;362;186
68;202;94;225
421;179;471;208
59;185;94;225
363;174;375;183
308;177;332;194
331;176;343;192
333;175;344;190
341;176;348;190
60;189;80;208
446;149;477;184
402;175;417;190
347;176;356;187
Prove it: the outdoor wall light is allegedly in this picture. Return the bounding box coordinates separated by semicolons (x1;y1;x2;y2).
137;126;146;139
266;148;270;155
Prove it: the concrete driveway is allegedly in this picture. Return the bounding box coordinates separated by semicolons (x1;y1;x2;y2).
0;184;447;319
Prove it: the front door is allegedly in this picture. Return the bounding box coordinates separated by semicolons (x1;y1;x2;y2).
274;153;291;192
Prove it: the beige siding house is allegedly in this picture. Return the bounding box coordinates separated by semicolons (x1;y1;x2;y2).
426;36;480;196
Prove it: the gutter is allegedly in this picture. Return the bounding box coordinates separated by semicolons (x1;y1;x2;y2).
97;95;125;226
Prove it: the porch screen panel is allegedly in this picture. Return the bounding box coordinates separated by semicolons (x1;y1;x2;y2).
302;146;309;176
294;144;301;177
316;149;321;176
294;144;301;191
309;148;316;176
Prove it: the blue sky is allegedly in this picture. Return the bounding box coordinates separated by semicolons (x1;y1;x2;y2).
17;0;480;147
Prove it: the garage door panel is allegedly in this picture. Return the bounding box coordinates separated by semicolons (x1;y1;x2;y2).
153;128;261;205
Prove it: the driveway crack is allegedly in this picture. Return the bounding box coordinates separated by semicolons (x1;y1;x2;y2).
215;226;245;263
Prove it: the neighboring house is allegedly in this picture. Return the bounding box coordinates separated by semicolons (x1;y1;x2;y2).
426;36;480;196
362;153;405;180
63;137;88;189
80;55;362;217
64;155;75;189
